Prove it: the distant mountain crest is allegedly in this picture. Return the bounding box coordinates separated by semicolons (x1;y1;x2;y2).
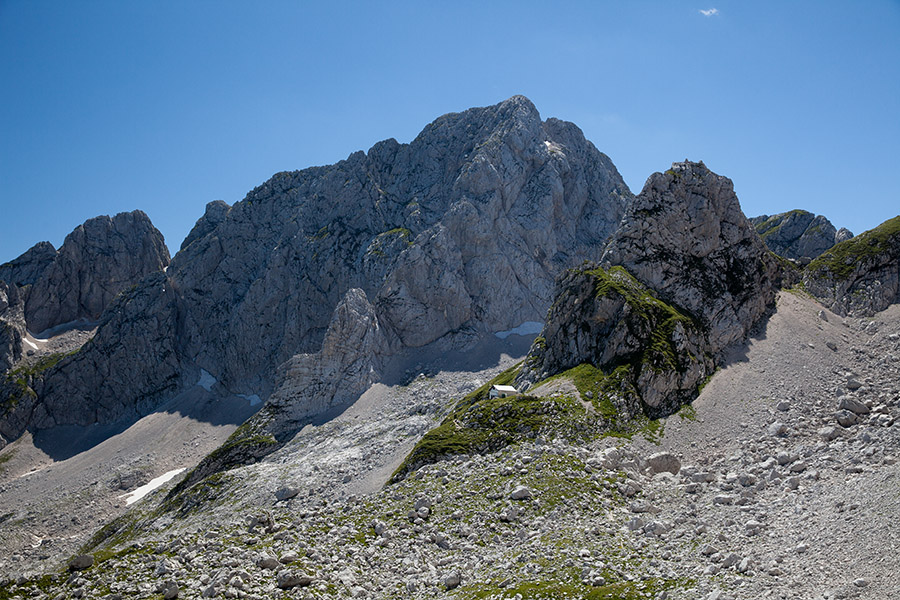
751;209;852;262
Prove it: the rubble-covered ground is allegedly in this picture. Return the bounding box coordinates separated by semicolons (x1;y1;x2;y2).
3;291;900;599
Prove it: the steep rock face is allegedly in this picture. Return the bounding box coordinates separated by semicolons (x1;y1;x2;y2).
515;161;776;421
0;272;185;443
751;210;851;261
602;161;780;354
23;211;171;334
10;96;630;440
263;289;392;439
180;200;231;251
516;266;714;418
803;216;900;316
0;241;57;291
0;282;26;373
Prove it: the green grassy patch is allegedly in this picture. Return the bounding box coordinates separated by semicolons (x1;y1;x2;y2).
584;266;698;373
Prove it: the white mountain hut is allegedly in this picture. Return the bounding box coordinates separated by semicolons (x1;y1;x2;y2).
489;384;519;399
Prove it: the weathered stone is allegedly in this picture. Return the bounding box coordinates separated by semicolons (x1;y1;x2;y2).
276;571;313;589
510;485;532;500
839;396;869;415
646;452;681;475
67;555;93;571
750;210;848;261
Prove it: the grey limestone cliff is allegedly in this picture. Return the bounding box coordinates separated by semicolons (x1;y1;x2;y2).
517;161;778;419
24;211;170;334
0;282;26;374
751;210;851;262
602;161;780;354
2;96;631;445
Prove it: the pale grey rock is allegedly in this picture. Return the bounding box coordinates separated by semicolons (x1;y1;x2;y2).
647;452;681;475
264;288;391;440
838;396;870;415
510;485;532;500
751;210;849;261
3;97;630;449
276;571;313;589
768;422;788;437
25;210;170;334
602;161;780;355
835;227;854;243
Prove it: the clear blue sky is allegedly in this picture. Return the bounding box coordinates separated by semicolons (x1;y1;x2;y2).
1;1;898;262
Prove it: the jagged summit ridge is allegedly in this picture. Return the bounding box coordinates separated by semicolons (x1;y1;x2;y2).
0;96;631;445
751;209;852;262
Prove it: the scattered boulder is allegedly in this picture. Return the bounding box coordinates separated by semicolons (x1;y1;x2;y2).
646;452;681;475
276;571;313;589
67;555;93;571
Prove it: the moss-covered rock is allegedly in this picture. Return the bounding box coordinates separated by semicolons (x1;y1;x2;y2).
803;215;900;316
516;265;714;420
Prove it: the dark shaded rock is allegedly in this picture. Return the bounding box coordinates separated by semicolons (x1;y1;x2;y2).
0;241;57;290
180;200;231;251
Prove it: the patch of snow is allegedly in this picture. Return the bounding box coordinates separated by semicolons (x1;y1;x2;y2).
23;338;39;350
494;321;543;340
238;393;262;406
197;369;217;392
119;468;185;506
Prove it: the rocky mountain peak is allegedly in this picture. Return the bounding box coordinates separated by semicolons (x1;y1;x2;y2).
1;98;631;447
751;209;851;262
602;160;779;354
24;210;170;334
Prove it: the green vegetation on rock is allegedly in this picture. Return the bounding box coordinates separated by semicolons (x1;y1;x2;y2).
806;215;900;280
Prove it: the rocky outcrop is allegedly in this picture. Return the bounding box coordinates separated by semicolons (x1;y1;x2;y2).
0;282;26;374
516;265;714;419
0;241;57;290
180;200;231;251
751;210;851;262
264;289;393;438
23;211;170;334
803;216;900;316
602;161;780;354
516;161;778;420
5;96;630;442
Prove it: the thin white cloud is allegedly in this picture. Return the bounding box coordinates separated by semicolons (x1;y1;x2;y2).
700;8;719;16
